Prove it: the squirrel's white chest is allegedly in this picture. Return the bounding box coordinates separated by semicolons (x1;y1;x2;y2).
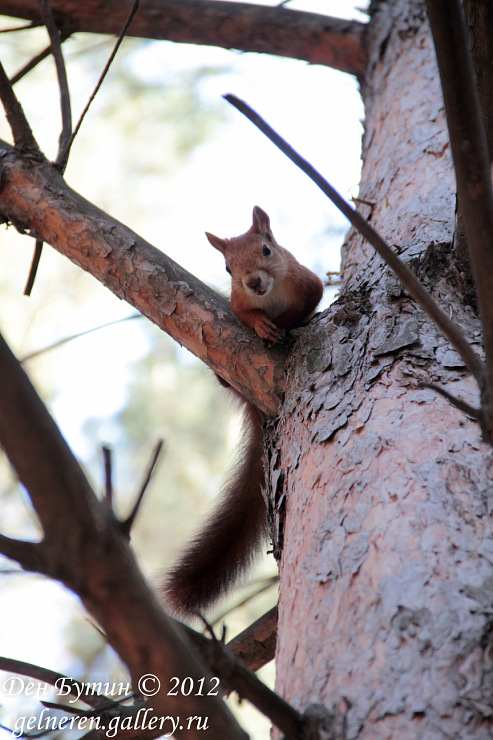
247;277;292;319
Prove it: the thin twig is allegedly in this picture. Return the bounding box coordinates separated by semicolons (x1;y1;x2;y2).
10;32;72;86
23;239;43;296
419;381;481;420
15;21;71;295
66;0;140;159
102;445;113;506
0;657;105;710
121;439;164;536
0;22;41;33
224;93;485;387
0;61;39;150
41;693;134;716
212;575;278;626
21;313;141;362
38;0;72;169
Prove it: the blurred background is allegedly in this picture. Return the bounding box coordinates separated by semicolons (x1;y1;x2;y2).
0;1;365;736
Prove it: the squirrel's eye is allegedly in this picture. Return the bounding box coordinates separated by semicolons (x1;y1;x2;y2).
262;244;271;256
225;265;231;275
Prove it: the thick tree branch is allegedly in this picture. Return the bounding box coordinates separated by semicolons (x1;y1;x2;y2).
0;330;101;554
0;330;309;738
425;0;493;441
0;143;286;416
0;330;248;739
0;0;367;78
0;609;281;738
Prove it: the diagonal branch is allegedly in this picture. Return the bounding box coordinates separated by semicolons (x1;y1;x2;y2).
121;439;164;536
0;330;100;549
224;94;485;387
10;30;72;85
425;0;493;441
0;329;249;739
0;142;286;416
226;605;278;672
0;0;367;77
0;62;39;151
0;658;107;710
67;0;140;160
0;534;45;572
174;613;303;738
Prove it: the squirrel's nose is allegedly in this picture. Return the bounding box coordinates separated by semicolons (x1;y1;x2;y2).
246;276;262;292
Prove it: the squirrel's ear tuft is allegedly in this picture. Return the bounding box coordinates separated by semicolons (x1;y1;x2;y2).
205;231;228;254
252;206;270;234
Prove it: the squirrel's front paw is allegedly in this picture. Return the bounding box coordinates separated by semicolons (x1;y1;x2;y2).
254;316;284;343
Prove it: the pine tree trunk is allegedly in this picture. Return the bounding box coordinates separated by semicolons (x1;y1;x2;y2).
272;1;493;737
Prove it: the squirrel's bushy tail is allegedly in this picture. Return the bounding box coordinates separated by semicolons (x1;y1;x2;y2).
162;401;268;617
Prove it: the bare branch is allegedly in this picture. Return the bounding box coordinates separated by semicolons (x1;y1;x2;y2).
176;615;304;738
226;605;278;672
102;445;113;506
0;657;106;710
0;330;99;546
0;534;45;572
21;314;141;361
23;238;43;295
38;0;72;168
0;21;40;33
0;330;249;738
224;94;485;388
425;0;493;441
419;381;481;420
10;31;72;85
0;143;286;416
463;0;493;160
212;575;278;626
0;62;39;150
455;1;493;266
0;0;367;77
121;439;164;536
68;0;140;158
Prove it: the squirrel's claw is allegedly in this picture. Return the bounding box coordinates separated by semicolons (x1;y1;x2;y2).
254;315;284;344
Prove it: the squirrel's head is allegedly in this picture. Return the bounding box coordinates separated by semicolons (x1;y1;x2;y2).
205;206;286;298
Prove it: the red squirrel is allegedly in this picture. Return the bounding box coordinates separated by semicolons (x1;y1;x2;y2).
163;206;324;617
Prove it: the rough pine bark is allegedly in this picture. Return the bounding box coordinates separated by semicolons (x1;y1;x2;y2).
272;1;493;737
